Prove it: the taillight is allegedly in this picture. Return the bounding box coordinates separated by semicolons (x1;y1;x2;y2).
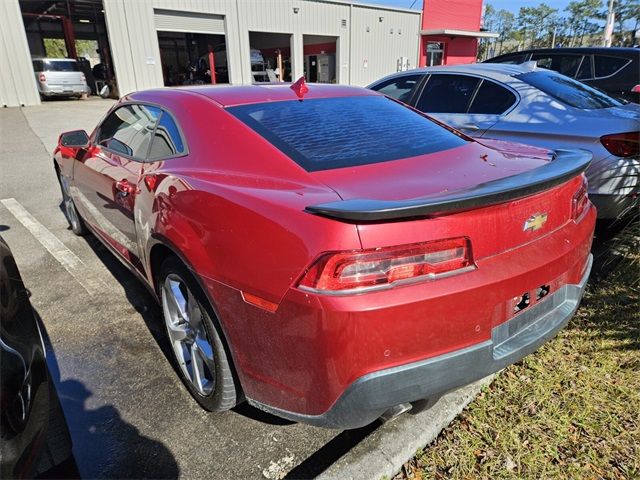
297;237;474;294
632;85;640;93
600;132;640;157
38;73;46;82
572;176;589;222
81;73;86;82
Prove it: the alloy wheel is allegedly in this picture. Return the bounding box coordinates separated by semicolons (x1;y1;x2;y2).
59;173;80;231
162;274;216;396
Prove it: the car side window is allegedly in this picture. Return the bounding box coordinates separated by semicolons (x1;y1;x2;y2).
532;54;553;69
594;55;631;78
531;53;582;78
468;80;517;114
576;55;593;80
488;54;527;64
370;75;423;103
96;104;161;159
415;74;480;114
148;111;186;160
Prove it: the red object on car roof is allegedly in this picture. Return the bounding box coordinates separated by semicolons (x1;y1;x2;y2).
290;76;309;99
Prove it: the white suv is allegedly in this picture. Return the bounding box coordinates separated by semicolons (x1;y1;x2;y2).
32;58;89;99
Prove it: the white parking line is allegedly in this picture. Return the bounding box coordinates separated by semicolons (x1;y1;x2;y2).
1;198;105;296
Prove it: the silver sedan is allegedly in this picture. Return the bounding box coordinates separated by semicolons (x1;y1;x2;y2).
368;63;640;219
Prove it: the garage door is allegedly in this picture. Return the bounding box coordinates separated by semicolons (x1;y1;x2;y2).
154;9;225;35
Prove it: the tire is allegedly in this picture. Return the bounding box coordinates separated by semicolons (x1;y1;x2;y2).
58;171;87;236
159;257;239;412
35;376;76;476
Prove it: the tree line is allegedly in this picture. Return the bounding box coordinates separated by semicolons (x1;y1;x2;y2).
482;0;639;57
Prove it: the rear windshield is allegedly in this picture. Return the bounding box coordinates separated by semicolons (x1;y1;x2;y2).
517;70;623;109
33;60;79;72
228;96;468;171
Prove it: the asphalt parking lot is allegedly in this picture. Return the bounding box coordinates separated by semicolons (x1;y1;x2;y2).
0;97;492;480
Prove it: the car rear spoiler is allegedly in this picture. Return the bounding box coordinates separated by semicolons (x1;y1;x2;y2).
305;149;592;222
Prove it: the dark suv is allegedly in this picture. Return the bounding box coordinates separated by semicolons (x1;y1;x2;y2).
485;47;640;103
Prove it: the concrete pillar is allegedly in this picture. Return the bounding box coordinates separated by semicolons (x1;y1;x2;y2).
0;0;41;106
291;32;304;82
226;1;246;85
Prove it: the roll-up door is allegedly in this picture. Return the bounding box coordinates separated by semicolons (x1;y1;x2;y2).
154;9;225;35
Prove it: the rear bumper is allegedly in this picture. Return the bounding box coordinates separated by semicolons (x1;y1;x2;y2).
39;85;87;96
589;193;636;220
249;254;592;429
586;155;639;219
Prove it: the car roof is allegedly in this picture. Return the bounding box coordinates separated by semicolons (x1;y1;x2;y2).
490;47;639;57
372;63;534;86
133;83;379;107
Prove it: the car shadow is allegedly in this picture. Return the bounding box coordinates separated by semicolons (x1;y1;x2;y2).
36;309;180;479
57;233;390;478
77;232;295;427
568;219;640;352
590;216;638;282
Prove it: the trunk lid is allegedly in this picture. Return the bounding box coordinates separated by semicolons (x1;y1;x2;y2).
311;142;550;202
310;142;589;260
571;102;640;136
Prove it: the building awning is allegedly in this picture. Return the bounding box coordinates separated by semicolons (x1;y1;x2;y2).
421;29;498;39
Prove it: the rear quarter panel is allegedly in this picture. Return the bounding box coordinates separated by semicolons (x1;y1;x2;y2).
131;90;361;303
141;170;359;303
481;98;609;162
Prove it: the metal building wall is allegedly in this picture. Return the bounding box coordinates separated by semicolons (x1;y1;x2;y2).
102;0;165;96
350;4;421;86
235;0;352;84
103;0;240;95
0;0;40;107
94;0;420;94
235;0;420;86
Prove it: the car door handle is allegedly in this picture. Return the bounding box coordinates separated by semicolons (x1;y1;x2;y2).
115;179;137;197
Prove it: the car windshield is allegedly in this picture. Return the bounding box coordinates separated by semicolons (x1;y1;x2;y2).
228;96;468;171
42;60;79;72
516;70;623;109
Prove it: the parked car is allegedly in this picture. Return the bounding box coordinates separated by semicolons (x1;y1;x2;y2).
0;236;75;478
53;82;595;429
484;47;640;103
32;58;88;100
368;63;640;220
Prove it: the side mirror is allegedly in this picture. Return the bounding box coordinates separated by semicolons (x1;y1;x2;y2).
59;130;90;148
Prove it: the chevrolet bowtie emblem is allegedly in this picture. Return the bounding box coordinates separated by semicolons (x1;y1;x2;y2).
523;213;548;232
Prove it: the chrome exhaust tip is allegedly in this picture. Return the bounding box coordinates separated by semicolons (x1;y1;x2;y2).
379;402;413;423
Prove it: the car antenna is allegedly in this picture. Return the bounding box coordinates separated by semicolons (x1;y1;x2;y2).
290;76;309;100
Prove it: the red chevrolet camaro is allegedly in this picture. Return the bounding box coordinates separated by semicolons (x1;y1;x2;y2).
54;81;595;429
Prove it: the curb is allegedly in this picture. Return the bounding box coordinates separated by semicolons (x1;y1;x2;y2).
316;375;495;480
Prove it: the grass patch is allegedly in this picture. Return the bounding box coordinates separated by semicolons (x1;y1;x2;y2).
398;272;639;480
